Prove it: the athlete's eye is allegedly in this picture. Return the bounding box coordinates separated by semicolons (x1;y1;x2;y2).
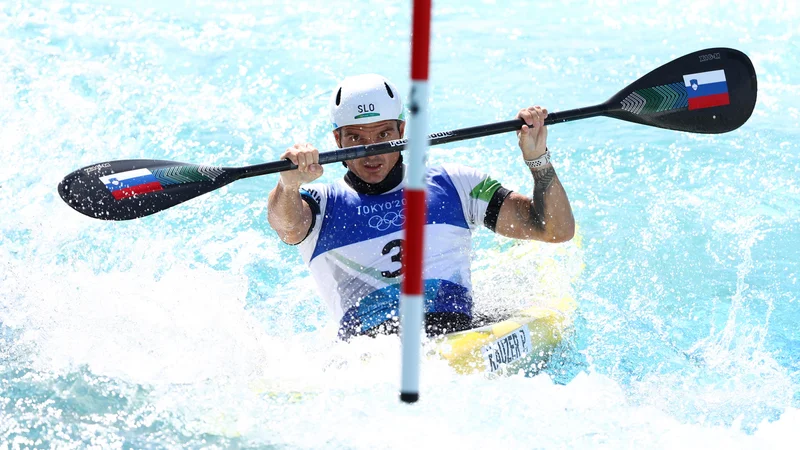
348;135;361;142
379;131;390;139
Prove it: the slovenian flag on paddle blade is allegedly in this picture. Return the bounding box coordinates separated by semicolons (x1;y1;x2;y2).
100;169;163;200
683;69;730;110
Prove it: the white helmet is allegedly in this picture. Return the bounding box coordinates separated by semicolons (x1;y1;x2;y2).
329;74;405;131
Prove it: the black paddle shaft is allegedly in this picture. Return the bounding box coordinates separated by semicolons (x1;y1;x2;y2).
237;103;607;180
243;47;756;178
59;47;757;220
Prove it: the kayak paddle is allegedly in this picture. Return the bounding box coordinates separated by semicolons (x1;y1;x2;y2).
58;47;757;221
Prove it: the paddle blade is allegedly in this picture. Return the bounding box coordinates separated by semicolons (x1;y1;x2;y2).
58;160;239;220
605;48;757;134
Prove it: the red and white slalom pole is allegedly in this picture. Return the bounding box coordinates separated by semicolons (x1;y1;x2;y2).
399;0;431;404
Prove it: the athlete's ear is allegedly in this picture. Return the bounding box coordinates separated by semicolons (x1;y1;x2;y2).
398;121;406;138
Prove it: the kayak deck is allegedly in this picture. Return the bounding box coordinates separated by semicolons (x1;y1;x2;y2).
433;295;576;375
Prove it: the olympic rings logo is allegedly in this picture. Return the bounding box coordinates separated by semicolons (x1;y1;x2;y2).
368;211;405;231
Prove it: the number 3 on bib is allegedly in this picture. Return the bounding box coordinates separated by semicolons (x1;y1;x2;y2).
381;239;404;278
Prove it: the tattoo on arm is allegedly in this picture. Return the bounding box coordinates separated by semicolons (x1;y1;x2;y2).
521;166;556;231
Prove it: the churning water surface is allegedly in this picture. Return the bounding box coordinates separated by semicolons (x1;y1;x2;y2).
1;0;799;448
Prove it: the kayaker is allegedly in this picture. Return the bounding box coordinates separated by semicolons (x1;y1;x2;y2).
267;73;574;339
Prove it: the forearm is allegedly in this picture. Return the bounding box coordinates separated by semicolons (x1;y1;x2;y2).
526;164;574;242
267;181;312;244
494;162;575;242
497;105;574;242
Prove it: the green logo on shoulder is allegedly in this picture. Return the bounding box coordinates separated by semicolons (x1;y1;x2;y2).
470;176;502;202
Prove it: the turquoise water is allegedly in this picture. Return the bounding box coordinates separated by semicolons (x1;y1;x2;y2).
1;0;799;447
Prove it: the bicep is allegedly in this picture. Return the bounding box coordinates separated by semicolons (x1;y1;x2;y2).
267;188;316;245
283;200;315;245
493;192;544;240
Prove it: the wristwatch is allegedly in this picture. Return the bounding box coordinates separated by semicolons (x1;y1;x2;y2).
524;149;551;169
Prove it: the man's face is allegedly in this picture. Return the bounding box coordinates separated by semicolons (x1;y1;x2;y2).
335;120;406;184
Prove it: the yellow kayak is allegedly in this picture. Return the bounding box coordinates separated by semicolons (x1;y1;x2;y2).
433;295;577;375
